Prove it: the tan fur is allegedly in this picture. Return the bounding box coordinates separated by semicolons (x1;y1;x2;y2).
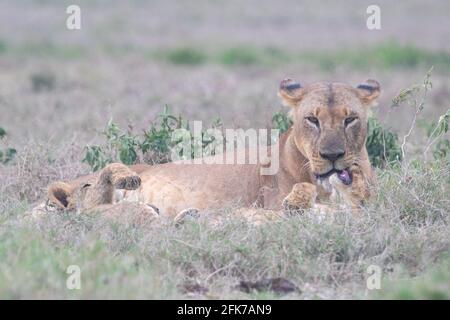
35;79;380;222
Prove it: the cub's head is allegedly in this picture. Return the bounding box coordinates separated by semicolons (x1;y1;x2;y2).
278;79;380;181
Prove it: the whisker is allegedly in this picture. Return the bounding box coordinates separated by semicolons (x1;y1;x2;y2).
300;161;311;171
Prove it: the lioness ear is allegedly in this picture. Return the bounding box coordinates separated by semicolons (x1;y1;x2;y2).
356;79;380;105
47;181;74;209
278;78;304;107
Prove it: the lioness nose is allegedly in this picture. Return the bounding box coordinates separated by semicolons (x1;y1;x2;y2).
319;151;345;162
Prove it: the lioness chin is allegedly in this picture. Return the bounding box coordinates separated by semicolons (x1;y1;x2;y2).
30;79;379;223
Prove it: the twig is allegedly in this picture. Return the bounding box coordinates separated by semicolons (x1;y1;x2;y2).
205;263;234;283
400;67;433;162
400;107;420;160
172;238;206;251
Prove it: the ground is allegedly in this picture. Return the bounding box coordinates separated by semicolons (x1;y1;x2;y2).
0;0;449;299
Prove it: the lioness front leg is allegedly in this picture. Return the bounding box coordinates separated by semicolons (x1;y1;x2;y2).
282;182;318;215
80;163;141;210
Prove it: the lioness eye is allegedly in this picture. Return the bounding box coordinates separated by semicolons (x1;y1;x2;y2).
344;117;357;126
306;116;319;127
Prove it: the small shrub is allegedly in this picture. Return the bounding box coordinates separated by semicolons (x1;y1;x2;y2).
366;117;402;167
433;139;450;159
103;120;139;165
0;39;7;54
218;46;261;65
22;41;85;59
141;107;184;158
372;41;425;68
422;109;450;160
390;67;443;163
272;111;292;134
0;127;17;165
166;47;206;65
300;42;450;71
83;119;138;171
30;71;55;92
82;106;224;171
83;145;112;172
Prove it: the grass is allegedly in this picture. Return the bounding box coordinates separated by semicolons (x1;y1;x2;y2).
299;41;450;71
373;258;450;299
0;39;7;55
0;54;449;298
142;42;450;69
1;69;449;299
1;0;449;300
7;40;449;71
165;47;207;65
5;41;86;60
0;221;180;299
160;41;450;70
30;71;56;92
217;46;263;66
161;40;450;71
1;140;449;298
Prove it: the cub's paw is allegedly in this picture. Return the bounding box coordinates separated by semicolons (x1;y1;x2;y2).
282;182;317;215
142;203;160;218
100;163;142;190
114;174;141;190
174;208;200;227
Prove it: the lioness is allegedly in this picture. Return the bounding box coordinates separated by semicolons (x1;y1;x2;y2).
31;79;379;221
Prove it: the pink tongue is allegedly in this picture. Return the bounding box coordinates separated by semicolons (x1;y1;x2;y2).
337;169;352;185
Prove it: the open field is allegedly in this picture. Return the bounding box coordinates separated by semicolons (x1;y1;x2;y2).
0;0;449;299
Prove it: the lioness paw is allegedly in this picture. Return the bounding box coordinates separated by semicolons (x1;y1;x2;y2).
282;182;317;215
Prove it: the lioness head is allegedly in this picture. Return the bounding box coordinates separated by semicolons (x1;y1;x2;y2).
278;79;380;181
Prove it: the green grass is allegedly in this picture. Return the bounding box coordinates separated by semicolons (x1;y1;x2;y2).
165;47;207;65
1;157;449;298
159;41;450;70
0;222;179;299
300;41;450;71
28;42;86;59
4;40;450;71
0;39;7;55
161;41;450;70
373;259;450;300
1;57;449;299
218;46;263;65
6;41;86;60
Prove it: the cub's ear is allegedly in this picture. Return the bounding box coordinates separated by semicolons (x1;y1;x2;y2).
356;79;380;105
278;78;304;107
47;181;74;209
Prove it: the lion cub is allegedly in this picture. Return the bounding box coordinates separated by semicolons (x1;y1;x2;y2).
31;163;159;220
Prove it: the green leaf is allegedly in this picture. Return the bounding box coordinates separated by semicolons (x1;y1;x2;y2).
366;117;402;168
